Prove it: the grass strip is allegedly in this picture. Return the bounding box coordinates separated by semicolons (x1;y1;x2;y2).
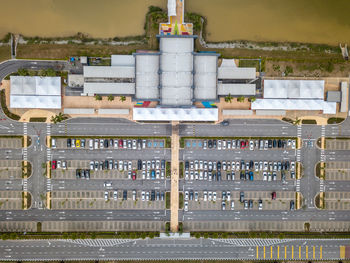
0;90;20;120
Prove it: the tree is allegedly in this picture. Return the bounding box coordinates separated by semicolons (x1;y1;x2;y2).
248;96;256;102
237;96;245;102
51;112;68;124
120;96;126;102
107;95;114;101
293;118;301;126
94;94;102;101
17;68;29;76
224;93;233;103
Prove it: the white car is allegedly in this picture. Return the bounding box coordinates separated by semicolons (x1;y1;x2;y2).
132;140;137;150
185;191;189;201
227;191;231;201
57;160;61;169
291;161;296;171
217;140;222;150
232;140;236;149
236;162;240;171
203;191;208;201
114;139;118;148
113;190;118;201
263;172;267;181
184;201;189;212
231;200;235;210
213;191;217;202
292;140;296;149
222;140;226;150
249;140;254;151
104;191;109;201
141;191;145;201
208;191;212;201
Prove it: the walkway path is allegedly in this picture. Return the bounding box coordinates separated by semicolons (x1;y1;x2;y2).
170;121;179;232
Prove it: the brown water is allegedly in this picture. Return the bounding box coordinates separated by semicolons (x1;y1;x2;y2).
0;0;350;45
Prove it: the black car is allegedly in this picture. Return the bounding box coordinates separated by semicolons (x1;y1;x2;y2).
185;161;189;170
245;171;249;180
208;140;213;148
109;139;114;147
240;171;245;180
221;120;229;126
189;191;194;200
290;200;295;210
161;160;165;169
123;190;127;200
240;192;244;203
249;160;254;170
104;139;109;148
161;191;165;201
104;160;109;170
213;140;217;148
217;161;221;170
268;140;273;148
285;161;290;170
278;139;282;148
67;138;71;148
137;139;142;149
217;171;221;181
85;169;90;179
212;173;217;181
151;190;155;201
76;169;81;178
137;160;142;170
249;200;253;209
273;139;277;148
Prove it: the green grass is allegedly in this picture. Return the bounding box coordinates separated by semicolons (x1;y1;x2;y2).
165;192;170;209
29;117;47;122
179;162;184;179
0;90;20;120
179;192;184;209
315;162;325;180
22;161;32;178
166;161;171;178
301;119;317;124
238;59;260;71
328;117;345;124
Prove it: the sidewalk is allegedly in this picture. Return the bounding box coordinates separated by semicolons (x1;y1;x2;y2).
170;121;179;232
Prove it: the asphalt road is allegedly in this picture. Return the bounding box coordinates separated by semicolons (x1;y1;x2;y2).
0;238;347;260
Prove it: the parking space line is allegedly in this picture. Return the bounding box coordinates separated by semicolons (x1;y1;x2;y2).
299;246;301;259
277;246;279;259
306;245;308;259
340;246;345;259
263;246;265;259
270;246;273;259
256;246;258;259
284;246;287;259
320;246;322;259
313;246;315;259
292;245;294;259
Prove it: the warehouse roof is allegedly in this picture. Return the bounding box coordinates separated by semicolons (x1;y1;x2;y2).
83;66;135;79
264;79;325;99
217;83;256;96
218;66;256;79
84;82;135;95
193;55;218;100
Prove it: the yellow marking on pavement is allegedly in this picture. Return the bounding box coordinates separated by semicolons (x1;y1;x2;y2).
320;246;322;259
277;246;279;259
299;246;301;259
306;245;308;259
292;245;294;259
340;246;345;259
284;246;287;259
256;246;258;259
270;246;273;259
313;246;315;259
263;246;266;259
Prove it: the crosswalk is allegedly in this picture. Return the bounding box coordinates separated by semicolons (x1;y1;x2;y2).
297;125;302;137
46;179;52;191
296;125;302;162
214;238;289;247
296;179;301;192
296;149;301;162
23;148;27;161
320;179;325;192
23;123;27;160
64;239;134;247
47;123;51;161
23;179;28;191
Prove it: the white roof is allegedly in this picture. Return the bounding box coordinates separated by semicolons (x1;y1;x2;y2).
221;59;237;68
341;82;348;113
64;108;95;114
10;76;61;95
160;37;194;106
10;95;61;109
84;82;135;95
167;0;176;16
98;108;129;115
252;99;336;114
68;74;84;87
10;76;61;109
218;83;256;96
194;55;217;100
264;79;324;99
222;110;253;116
135;54;160;99
83;66;135;79
218;67;256;79
111;55;135;67
133;107;218;121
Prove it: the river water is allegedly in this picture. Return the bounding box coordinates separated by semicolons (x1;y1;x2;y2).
0;0;349;45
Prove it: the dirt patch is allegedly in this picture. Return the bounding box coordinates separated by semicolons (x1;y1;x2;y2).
0;45;10;62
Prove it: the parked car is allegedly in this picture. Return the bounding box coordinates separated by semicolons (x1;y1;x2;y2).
51;138;56;148
51;160;57;170
184;201;189;211
272;192;276;200
67;139;71;148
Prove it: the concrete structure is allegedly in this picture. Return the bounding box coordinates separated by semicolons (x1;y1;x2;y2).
222;110;253;116
10;76;61;109
341;81;348;113
218;83;256;96
98;108;129;115
68;74;84;87
63;108;95;115
327;91;341;102
83;83;135;96
133;108;218;121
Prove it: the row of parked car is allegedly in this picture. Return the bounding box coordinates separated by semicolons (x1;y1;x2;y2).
58;138;149;150
194;138;296;150
51;160;67;170
104;189;165;202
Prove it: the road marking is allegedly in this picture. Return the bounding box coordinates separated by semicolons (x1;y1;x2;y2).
340;246;345;259
313;246;315;259
306;245;308;259
299;246;301;259
256;246;258;259
277;246;279;259
263;246;265;259
292;245;294;259
320;246;322;259
270;246;273;259
284;246;287;259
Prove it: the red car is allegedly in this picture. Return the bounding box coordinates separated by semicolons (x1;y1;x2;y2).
132;171;137;181
245;140;249;148
271;192;276;200
52;160;57;170
240;141;245;149
118;139;123;148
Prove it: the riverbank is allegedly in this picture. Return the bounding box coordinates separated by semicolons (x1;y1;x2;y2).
1;6;349;78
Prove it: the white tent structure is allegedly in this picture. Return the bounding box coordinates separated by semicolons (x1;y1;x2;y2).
111;55;135;67
83;66;135;79
252;99;336;114
193;55;218;100
133;107;218;121
264;79;325;99
10;76;61;109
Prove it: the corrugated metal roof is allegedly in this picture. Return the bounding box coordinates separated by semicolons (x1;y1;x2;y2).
167;0;176;16
255;110;286;116
111;55;135;67
11;95;61;109
133;107;218;121
83;66;135;78
84;82;135;95
135;54;160;99
341;82;348;113
217;83;256;96
193;55;217;100
64;108;95;114
218;67;256;79
98;108;129;115
222;110;253;116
